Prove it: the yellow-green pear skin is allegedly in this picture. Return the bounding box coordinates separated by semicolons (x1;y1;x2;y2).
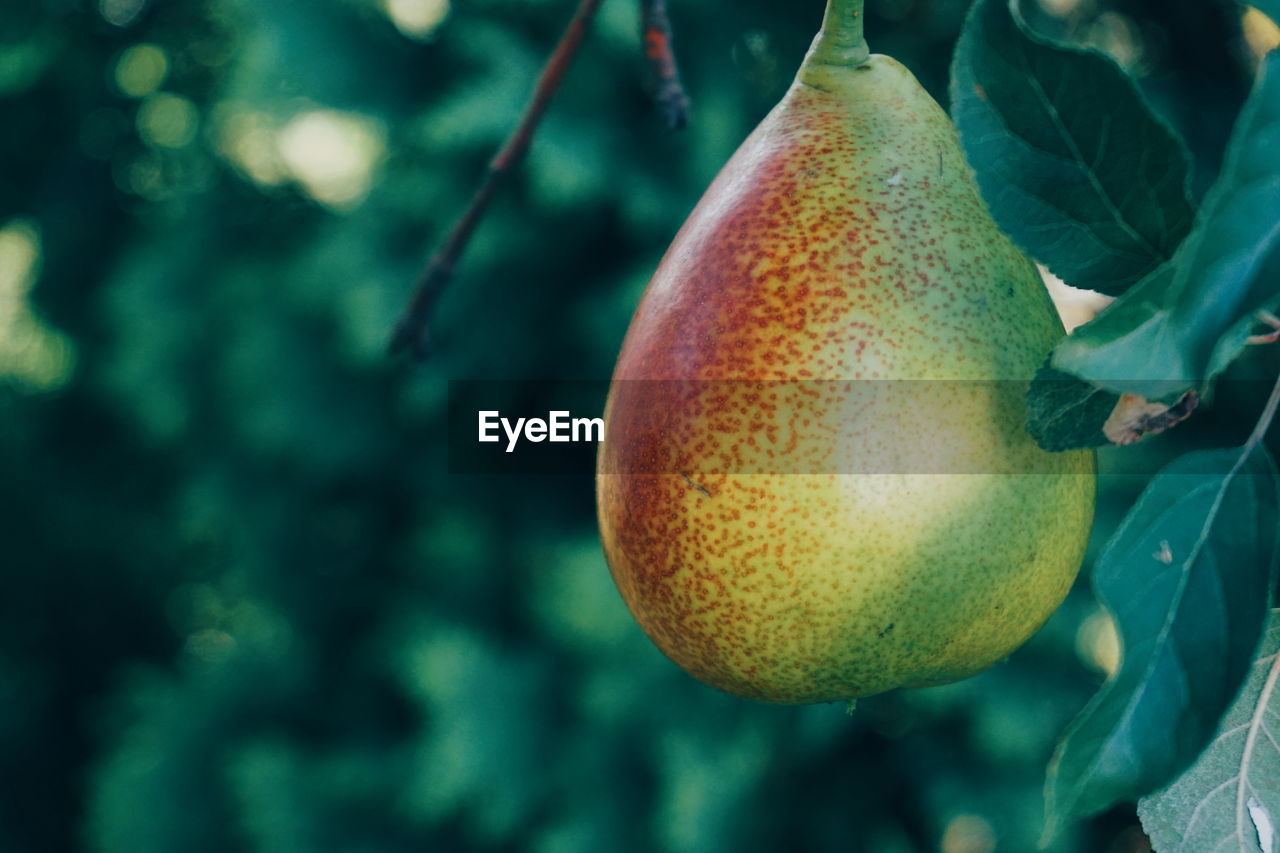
596;38;1096;703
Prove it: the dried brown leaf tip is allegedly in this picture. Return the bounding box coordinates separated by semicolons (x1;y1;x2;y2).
1102;391;1199;446
1246;310;1280;346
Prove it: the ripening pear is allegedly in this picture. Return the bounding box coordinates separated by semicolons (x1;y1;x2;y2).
596;0;1095;704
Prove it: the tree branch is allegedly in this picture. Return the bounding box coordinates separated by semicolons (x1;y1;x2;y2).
389;0;607;360
641;0;691;129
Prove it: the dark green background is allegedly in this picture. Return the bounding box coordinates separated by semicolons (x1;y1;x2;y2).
1;0;1273;851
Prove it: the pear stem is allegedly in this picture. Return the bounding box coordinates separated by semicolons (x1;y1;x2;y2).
806;0;870;70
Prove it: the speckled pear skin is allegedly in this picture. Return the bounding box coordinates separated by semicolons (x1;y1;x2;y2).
596;51;1096;704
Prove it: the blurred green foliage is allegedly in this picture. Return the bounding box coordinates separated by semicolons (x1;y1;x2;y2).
0;0;1274;851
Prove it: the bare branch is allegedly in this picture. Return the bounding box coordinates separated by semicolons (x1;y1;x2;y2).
641;0;691;129
389;0;607;360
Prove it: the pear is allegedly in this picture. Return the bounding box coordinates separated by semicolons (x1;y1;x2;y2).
596;0;1095;704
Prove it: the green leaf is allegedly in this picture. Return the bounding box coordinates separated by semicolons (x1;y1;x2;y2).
1026;362;1199;452
950;0;1194;296
1049;264;1187;402
1026;361;1116;451
1053;51;1280;400
1138;611;1280;853
1045;446;1280;831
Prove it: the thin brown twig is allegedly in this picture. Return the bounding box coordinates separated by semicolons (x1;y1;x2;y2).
1247;310;1280;346
641;0;691;129
1244;369;1280;453
389;0;607;360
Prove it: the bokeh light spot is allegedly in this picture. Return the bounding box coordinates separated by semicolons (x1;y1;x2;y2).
0;221;75;391
0;224;39;328
1245;7;1280;59
1085;12;1144;71
137;92;198;148
276;109;386;209
183;628;238;665
217;109;289;186
98;0;148;28
1037;0;1082;18
381;0;451;40
114;44;168;97
127;154;165;198
1075;606;1121;677
940;814;997;853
